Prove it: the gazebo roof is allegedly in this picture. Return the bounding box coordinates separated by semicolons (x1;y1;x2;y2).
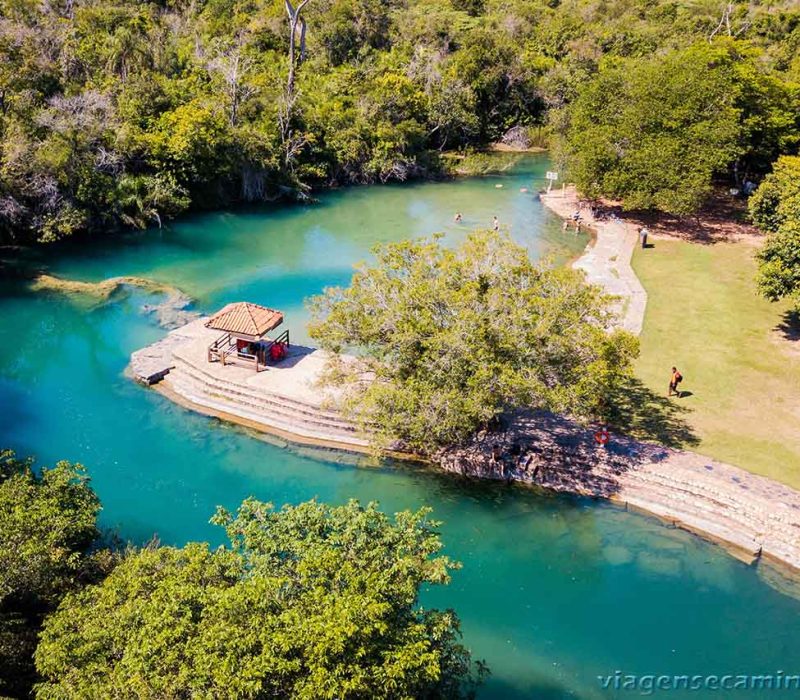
205;302;284;338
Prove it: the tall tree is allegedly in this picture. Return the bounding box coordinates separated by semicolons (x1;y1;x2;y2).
557;38;798;215
750;155;800;308
284;0;311;95
308;230;639;452
558;40;747;214
0;451;108;698
35;499;484;699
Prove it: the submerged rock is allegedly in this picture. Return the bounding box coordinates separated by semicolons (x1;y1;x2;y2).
30;273;200;329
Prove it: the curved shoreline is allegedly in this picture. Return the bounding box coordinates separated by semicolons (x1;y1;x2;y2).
540;186;647;335
127;186;800;578
438;410;800;577
132;321;800;578
150;371;800;579
535;186;800;576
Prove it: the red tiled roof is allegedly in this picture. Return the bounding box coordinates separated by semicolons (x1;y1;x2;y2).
205;302;283;337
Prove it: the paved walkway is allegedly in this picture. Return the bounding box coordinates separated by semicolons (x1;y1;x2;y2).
438;410;800;575
540;187;647;335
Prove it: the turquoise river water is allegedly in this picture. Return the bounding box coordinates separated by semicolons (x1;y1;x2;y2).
1;156;799;699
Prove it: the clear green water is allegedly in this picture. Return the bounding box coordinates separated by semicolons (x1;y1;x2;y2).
2;156;799;699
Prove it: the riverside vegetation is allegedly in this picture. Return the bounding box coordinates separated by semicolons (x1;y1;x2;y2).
4;2;800;693
1;0;800;245
0;450;483;699
309;230;638;453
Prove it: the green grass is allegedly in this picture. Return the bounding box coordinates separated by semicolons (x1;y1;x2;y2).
631;239;800;489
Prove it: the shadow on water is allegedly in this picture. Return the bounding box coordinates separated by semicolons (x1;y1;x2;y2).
603;376;699;449
481;676;582;700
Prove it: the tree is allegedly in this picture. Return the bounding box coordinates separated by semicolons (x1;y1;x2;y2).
749;155;800;234
3;0;800;243
308;230;638;452
285;0;312;95
0;450;107;698
756;221;800;308
35;499;484;699
557;40;793;215
750;156;800;307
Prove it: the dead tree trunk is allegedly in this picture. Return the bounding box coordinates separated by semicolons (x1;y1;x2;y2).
284;0;310;96
281;0;311;180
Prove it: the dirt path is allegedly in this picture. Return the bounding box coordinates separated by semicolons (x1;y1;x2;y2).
540;187;646;335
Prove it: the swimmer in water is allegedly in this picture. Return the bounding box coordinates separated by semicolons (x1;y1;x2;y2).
454;212;462;223
492;216;500;231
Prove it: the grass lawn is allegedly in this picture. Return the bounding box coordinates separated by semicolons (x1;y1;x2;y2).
631;238;800;489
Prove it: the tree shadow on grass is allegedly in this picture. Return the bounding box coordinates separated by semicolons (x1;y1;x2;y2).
603;376;700;450
593;188;760;245
775;310;800;343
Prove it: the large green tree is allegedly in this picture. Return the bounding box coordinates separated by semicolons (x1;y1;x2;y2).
558;39;797;214
0;450;107;698
3;0;800;243
308;230;638;452
750;155;800;308
35;499;483;699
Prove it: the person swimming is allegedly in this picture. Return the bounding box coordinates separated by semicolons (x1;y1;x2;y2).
454;212;462;223
492;216;500;231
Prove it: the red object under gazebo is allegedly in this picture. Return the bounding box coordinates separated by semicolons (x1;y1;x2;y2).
206;302;289;371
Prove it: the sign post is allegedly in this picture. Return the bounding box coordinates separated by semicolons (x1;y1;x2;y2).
545;171;558;193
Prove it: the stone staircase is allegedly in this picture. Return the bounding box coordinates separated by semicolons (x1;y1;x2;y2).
163;353;370;449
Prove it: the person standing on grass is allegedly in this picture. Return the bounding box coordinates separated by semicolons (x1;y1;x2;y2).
492;216;500;231
668;366;683;397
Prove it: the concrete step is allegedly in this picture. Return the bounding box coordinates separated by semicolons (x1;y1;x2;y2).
171;352;348;423
166;367;364;441
168;366;359;436
170;368;355;432
164;371;370;447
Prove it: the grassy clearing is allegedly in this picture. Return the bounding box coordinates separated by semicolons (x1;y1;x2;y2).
631;238;800;489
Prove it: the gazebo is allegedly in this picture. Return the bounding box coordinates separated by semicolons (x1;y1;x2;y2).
206;302;289;371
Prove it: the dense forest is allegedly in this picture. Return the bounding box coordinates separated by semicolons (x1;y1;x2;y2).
0;0;799;243
0;450;482;698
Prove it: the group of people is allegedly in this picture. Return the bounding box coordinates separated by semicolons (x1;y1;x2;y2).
453;213;500;231
563;209;584;232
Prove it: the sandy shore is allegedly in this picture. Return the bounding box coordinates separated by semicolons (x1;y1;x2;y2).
540;186;646;334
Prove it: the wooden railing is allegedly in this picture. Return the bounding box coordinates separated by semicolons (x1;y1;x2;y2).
272;329;290;348
207;332;234;364
208;329;290;371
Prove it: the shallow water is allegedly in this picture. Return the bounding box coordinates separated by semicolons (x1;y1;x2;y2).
2;156;799;699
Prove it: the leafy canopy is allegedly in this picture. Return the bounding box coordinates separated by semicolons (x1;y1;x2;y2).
4;0;800;242
308;230;638;452
35;499;483;699
559;39;797;215
750;156;800;308
0;450;105;698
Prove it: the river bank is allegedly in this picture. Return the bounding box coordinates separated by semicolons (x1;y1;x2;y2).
535;185;800;573
122;182;800;575
129;315;800;576
540;186;646;335
438;411;800;574
7;157;800;696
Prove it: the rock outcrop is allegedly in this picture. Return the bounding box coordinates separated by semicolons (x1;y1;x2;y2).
438;411;800;573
